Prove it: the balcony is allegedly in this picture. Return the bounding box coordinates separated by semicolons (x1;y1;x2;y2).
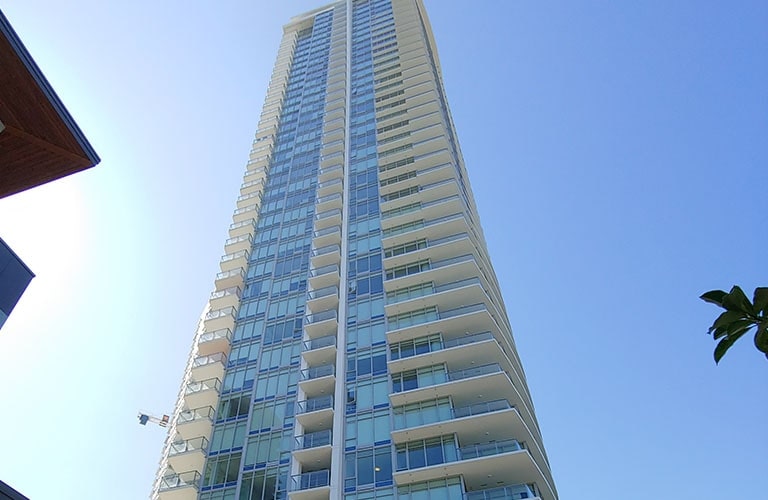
236;191;263;210
465;484;540;500
293;430;332;467
310;244;341;269
393;439;554;500
317;178;343;198
209;286;241;311
321;138;344;156
380;178;459;215
379;163;455;198
299;364;335;398
312;226;342;250
381;199;465;237
306;285;339;313
214;268;245;291
158;471;201;500
197;328;233;358
167;437;208;473
315;192;343;212
313;209;342;232
289;470;330;500
318;164;343;184
220;250;249;273
304;306;338;333
184;377;222;409
203;307;236;334
384;276;489;319
224;233;253;254
176;406;215;441
308;264;340;291
386;301;493;343
384;254;478;294
295;396;334;429
320;150;343;169
383;232;475;270
233;203;259;224
301;334;337;366
228;219;255;239
191;352;226;382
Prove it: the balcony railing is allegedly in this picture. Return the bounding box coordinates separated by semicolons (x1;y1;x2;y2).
192;352;226;368
159;471;201;491
291;470;330;491
296;396;334;414
169;436;209;456
460;438;523;460
295;429;332;450
387;303;487;333
178;406;215;424
309;264;339;279
305;309;337;325
394;399;512;430
313;226;341;239
205;307;236;322
301;364;335;380
303;334;336;351
185;377;221;396
391;331;494;360
307;285;338;301
210;287;241;300
387;276;481;305
392;363;505;394
465;484;537;500
198;328;232;346
448;363;503;382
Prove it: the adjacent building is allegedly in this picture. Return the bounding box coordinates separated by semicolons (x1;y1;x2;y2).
152;1;557;499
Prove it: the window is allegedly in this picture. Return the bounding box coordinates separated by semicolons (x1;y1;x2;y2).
392;364;447;393
395;436;458;471
344;446;393;490
217;393;251;421
202;452;241;487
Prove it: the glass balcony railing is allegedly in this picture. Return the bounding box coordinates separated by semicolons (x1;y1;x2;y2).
465;484;537;500
387;303;487;333
314;209;342;222
210;287;240;301
229;220;255;232
305;309;337;325
313;226;341;239
459;438;523;460
317;177;343;191
169;436;209;456
215;268;245;282
205;307;236;321
301;364;335;380
185;377;221;396
198;328;232;346
453;399;512;419
159;471;201;491
178;406;215;424
312;244;340;257
392;364;505;395
303;334;336;351
296;396;334;414
386;276;481;305
394;399;512;430
192;352;226;368
316;192;342;205
224;234;252;247
295;429;332;450
308;285;338;300
292;470;330;491
448;363;503;382
309;264;339;278
221;250;248;263
391;331;494;360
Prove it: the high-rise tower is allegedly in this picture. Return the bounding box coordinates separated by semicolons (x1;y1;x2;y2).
152;1;557;499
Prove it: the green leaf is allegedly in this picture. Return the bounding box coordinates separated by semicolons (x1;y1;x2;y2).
712;324;730;340
713;328;751;364
708;310;746;334
754;323;768;355
700;290;727;307
722;286;754;315
753;288;768;315
726;319;756;337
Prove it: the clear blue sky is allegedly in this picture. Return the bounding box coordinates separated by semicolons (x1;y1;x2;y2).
0;1;765;499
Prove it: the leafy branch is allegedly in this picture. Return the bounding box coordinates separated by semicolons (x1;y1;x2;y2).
700;286;768;364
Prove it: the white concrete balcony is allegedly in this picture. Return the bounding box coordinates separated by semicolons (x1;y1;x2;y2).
317;164;344;184
190;352;226;382
312;225;342;250
317;178;343;198
289;470;330;500
384;277;490;320
380;178;459;214
301;334;337;367
215;268;245;291
203;307;237;334
157;471;200;500
184;377;221;409
228;219;255;239
310;244;341;268
240;178;265;198
314;208;342;232
383;232;475;271
293;430;332;468
379;163;454;198
197;328;232;358
306;285;339;314
176;406;215;441
380;195;464;234
236;190;263;210
220;250;249;274
308;263;340;290
382;210;472;249
209;286;241;311
299;364;335;399
384;254;479;295
233;204;260;224
322;126;344;144
167;436;208;474
315;192;343;213
224;233;253;255
321;138;344;157
320;151;343;169
295;396;334;430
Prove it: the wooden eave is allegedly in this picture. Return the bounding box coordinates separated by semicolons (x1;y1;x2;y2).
0;9;100;199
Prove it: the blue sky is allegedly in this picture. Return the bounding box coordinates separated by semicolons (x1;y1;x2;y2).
0;1;766;499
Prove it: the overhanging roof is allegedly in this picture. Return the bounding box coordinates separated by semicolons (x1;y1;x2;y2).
0;8;100;199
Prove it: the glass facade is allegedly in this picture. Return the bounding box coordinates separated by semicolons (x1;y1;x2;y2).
151;2;557;500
